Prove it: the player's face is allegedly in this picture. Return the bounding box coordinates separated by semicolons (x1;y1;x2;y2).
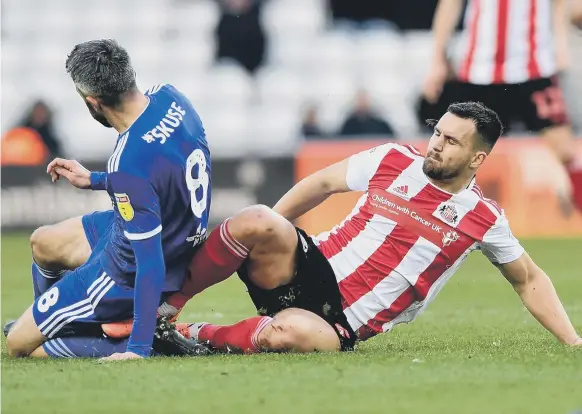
79;91;112;128
423;113;478;181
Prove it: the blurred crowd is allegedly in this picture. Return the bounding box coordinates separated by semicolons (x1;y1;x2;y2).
2;0;582;165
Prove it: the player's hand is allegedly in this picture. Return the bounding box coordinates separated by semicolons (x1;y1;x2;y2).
99;352;143;362
47;158;91;189
568;337;582;347
422;56;449;104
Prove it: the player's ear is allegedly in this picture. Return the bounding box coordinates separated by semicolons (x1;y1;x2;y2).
85;96;100;108
470;151;487;169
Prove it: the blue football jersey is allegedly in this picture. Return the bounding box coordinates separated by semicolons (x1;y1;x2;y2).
100;84;211;292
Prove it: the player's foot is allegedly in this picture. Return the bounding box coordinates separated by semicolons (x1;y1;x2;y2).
175;323;193;339
102;310;182;339
3;320;15;337
187;322;209;341
152;318;213;357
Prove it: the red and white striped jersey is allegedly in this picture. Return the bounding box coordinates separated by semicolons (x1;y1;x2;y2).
312;144;524;340
458;0;556;85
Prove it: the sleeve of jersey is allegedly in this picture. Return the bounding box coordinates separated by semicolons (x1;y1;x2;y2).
345;143;398;191
109;172;165;356
479;214;525;265
89;172;108;191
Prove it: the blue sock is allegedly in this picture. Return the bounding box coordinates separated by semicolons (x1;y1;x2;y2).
43;336;130;358
32;263;69;299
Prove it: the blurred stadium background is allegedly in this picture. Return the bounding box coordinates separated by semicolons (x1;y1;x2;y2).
2;3;582;413
2;0;582;235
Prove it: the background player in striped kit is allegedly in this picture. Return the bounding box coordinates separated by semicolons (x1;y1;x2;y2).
159;102;581;354
423;0;582;215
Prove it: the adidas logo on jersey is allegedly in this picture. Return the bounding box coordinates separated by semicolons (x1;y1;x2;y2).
389;185;410;200
394;185;408;196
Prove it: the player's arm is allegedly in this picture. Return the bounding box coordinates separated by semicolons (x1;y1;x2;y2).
423;0;464;102
553;0;571;70
46;157;107;190
89;171;108;191
273;144;394;221
273;160;351;221
480;214;580;346
109;172;165;357
430;0;464;63
497;254;580;346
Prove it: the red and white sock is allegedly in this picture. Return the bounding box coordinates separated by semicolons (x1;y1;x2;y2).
168;218;249;309
566;159;582;212
194;316;273;354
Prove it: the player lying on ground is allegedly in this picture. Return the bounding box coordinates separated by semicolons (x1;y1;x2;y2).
155;102;581;354
5;39;213;360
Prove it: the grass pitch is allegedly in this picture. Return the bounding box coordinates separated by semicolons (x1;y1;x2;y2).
1;234;581;414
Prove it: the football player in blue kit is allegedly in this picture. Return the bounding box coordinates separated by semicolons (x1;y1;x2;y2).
6;39;212;360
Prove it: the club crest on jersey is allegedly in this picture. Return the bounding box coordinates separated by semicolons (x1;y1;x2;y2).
438;204;459;225
442;230;459;247
114;193;134;221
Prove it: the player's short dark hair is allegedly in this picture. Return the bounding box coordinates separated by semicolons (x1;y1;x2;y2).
65;39;137;107
446;101;504;151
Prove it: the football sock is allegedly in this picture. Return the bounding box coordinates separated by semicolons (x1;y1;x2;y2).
197;316;272;354
31;262;68;299
42;336;129;358
566;160;582;211
168;218;249;309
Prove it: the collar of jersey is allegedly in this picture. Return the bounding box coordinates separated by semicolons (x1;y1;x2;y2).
423;173;477;195
118;95;151;137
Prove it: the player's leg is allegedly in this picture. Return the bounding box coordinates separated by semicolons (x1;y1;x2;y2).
30;216;91;272
32;337;130;358
30;211;114;300
166;204;299;311
7;260;134;358
520;77;582;213
193;308;342;354
31;210;114;272
5;306;45;357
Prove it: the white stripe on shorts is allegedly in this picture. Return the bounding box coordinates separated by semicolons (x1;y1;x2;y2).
46;279;115;338
40;276;112;338
44;340;67;358
55;338;76;358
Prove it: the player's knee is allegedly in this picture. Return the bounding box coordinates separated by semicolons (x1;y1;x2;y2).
6;331;29;358
228;205;280;246
256;314;327;353
30;226;58;268
256;321;300;352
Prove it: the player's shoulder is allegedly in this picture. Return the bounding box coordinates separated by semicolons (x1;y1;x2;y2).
145;83;179;98
363;142;424;160
145;83;191;108
467;184;506;223
107;131;152;177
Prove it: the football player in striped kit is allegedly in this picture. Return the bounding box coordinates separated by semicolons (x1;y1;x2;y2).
158;102;581;354
423;0;582;215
